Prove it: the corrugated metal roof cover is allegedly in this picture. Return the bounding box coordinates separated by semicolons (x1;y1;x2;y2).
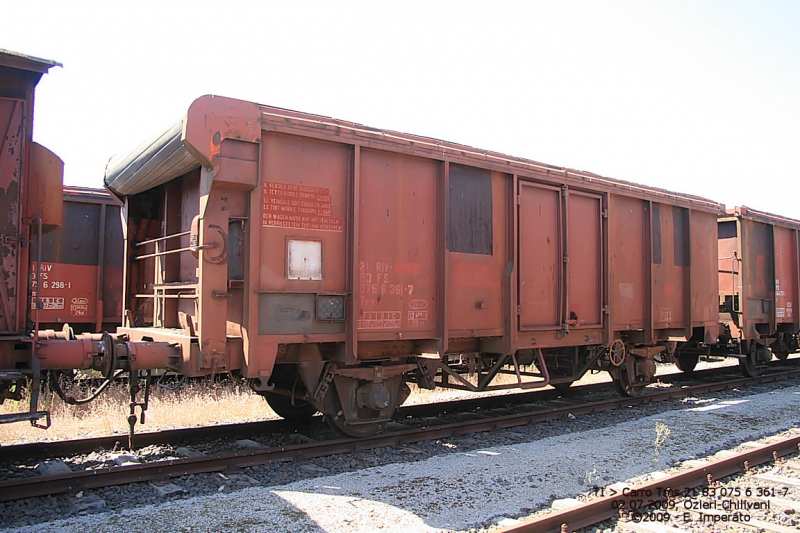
104;121;200;196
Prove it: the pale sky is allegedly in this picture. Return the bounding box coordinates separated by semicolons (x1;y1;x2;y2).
4;0;799;218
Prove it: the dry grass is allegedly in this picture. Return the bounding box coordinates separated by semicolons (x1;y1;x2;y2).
0;357;740;446
0;378;272;445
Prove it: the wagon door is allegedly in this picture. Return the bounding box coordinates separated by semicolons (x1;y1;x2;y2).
518;183;561;330
0;98;24;334
518;184;602;334
566;192;603;330
741;219;775;338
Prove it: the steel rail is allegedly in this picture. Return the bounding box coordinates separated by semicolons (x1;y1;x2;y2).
0;381;609;462
0;362;776;462
1;367;799;503
496;434;800;533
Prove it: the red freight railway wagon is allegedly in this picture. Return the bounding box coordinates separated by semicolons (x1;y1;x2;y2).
103;95;726;436
0;51;63;338
32;186;123;333
1;50;178;431
0;50;66;426
715;206;800;376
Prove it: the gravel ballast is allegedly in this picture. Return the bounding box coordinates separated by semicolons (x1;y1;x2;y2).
5;383;800;533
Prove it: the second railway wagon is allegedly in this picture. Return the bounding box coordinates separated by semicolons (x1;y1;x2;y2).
104;95;725;436
32;186;123;333
716;206;800;375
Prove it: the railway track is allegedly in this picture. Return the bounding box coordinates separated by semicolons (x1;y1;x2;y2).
498;433;800;533
2;365;800;504
0;361;788;462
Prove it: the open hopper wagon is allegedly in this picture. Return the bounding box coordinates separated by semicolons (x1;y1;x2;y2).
103;95;725;436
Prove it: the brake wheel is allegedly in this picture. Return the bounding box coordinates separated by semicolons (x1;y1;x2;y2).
609;339;626;367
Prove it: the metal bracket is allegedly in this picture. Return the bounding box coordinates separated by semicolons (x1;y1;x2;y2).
0;410;50;427
313;362;337;402
415;358;436;390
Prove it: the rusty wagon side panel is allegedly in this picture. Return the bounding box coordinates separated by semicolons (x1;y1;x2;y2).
0;95;26;334
32;187;123;332
0;51;63;337
720;207;800;345
593;197;718;348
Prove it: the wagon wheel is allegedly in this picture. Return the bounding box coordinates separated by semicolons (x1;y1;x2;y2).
263;392;318;421
260;365;318;422
608;339;627;367
772;342;790;361
611;366;646;397
674;348;699;373
323;381;385;438
739;341;763;378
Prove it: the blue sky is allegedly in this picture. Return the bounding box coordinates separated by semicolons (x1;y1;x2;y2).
4;0;799;217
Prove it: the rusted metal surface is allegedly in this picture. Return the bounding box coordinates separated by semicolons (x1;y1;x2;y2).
691;211;720;342
256;133;349;344
447;167;507;335
610;195;648;333
774;225;797;327
743;219;774;336
358;148;438;338
517;185;603;338
734;205;800;231
0;50;62;338
719;208;800;342
567;192;603;328
519;183;562;329
0;96;24;334
26;143;64;232
651;204;689;331
32;187;123;331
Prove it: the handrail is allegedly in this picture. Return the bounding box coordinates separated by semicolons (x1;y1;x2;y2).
134;243;216;261
135;230;191;247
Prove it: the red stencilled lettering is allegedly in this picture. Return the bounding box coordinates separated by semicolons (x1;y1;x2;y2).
262;182;343;232
30;262;98;322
